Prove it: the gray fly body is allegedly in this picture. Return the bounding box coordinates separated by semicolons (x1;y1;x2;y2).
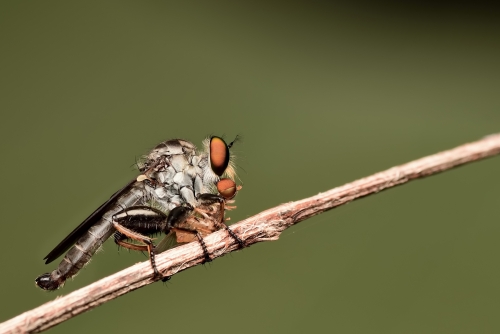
36;136;240;290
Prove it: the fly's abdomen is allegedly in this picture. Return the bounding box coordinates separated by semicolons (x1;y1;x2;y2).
35;185;145;290
35;224;113;290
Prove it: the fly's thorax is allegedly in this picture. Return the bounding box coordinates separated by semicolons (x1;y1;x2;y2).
147;139;196;161
143;184;184;211
147;153;209;207
137;135;238;215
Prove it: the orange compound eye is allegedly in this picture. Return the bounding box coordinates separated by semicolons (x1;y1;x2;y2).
217;178;237;199
210;136;230;176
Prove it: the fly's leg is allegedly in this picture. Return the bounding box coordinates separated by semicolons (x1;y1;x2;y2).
167;206;212;263
194;231;211;262
114;232;149;252
224;223;244;248
113;222;161;278
171;227;212;263
197;193;245;248
112;206;169;280
215;179;245;247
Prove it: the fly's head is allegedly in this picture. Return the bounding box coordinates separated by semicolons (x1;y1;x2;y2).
202;135;239;185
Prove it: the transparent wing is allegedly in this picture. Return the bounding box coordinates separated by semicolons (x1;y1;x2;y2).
154;232;179;254
43;179;138;264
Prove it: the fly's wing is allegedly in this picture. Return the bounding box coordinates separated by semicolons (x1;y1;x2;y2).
43;179;138;264
154;232;178;254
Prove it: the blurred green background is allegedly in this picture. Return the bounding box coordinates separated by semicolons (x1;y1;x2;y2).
1;1;499;333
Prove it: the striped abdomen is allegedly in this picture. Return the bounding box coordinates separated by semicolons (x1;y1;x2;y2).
35;184;145;290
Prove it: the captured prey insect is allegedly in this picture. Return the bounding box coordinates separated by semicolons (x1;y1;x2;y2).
35;136;244;290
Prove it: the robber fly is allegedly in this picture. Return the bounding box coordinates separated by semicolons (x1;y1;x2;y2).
35;136;243;290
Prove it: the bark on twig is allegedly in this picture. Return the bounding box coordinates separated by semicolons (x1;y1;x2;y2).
1;134;500;334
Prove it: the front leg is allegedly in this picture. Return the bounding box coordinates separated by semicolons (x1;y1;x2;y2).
197;193;245;248
167;206;212;263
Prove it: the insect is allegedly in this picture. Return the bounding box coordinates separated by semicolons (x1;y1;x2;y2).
35;136;243;290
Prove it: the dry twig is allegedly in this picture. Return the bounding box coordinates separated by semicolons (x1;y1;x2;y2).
1;134;500;334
